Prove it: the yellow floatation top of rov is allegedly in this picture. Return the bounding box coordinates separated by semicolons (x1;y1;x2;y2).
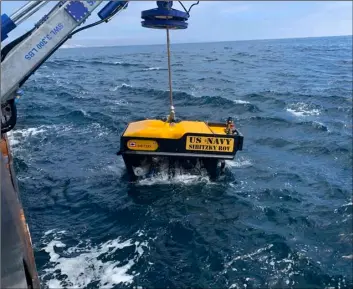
123;120;227;139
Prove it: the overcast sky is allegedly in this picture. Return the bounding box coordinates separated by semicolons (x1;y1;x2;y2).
1;1;352;47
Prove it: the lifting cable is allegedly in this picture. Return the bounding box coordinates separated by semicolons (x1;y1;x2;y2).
164;1;199;122
165;1;175;123
142;1;199;122
166;27;174;113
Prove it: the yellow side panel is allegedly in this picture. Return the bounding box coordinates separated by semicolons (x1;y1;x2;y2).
208;125;228;135
123;120;228;139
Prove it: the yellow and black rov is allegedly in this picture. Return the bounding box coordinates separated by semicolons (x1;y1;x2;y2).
116;2;244;181
117;117;243;181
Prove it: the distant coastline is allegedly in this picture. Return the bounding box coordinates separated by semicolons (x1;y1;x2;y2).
59;34;352;49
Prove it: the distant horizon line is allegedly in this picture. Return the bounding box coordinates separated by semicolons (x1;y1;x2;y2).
61;34;352;49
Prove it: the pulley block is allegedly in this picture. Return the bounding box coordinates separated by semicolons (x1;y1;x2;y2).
141;1;188;29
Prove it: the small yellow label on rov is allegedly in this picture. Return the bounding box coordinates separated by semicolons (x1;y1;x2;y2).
127;139;158;151
186;136;234;152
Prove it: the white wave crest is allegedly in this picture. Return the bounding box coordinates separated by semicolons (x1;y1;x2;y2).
121;83;131;88
7;125;52;149
225;244;301;287
12;126;47;138
7;122;108;153
80;109;89;116
226;158;252;168
226;244;274;267
342;202;353;207
286;102;321;117
114;99;129;106
40;231;149;289
234;99;250;104
143;67;161;71
7;134;20;146
110;83;132;91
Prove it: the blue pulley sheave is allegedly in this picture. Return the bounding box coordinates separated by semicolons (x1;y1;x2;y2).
141;2;189;30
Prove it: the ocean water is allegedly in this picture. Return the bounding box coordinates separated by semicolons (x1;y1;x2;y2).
8;35;352;288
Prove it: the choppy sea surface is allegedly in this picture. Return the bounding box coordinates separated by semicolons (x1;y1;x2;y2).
8;35;352;288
